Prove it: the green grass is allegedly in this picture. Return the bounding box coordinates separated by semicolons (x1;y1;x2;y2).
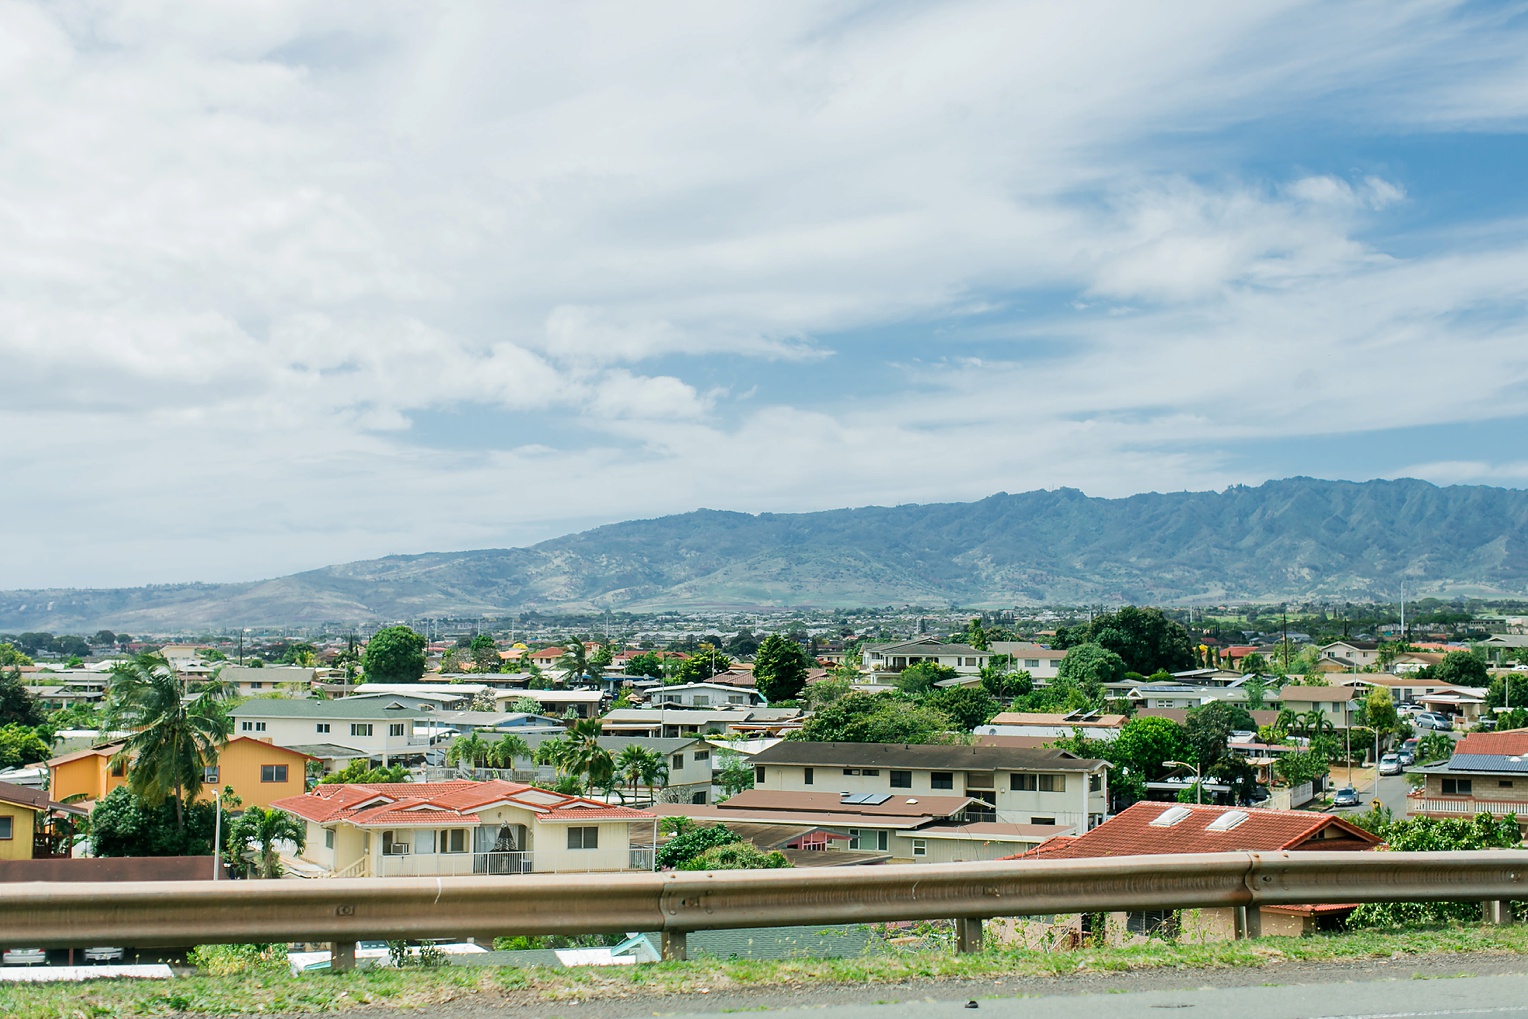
6;925;1528;1019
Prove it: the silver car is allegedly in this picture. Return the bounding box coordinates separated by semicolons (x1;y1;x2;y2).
1378;753;1402;776
3;948;46;966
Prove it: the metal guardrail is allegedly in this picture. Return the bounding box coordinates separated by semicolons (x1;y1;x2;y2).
0;850;1523;965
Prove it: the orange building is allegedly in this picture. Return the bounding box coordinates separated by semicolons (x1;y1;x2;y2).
48;737;312;810
0;780;85;861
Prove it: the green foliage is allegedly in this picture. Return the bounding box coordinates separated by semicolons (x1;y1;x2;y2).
318;760;408;784
1273;749;1329;787
1239;652;1268;675
276;642;318;666
1242;676;1267;710
615;744;669;801
1059;607;1194;675
89;786;226;857
715;753;755;798
361;626;428;683
0;723;52;768
895;660;957;695
1491;707;1528;732
980;662;1032;700
805;677;852;710
387;940;447;968
1487;674;1528;711
793;692;960;744
656;823;741;868
1056;644;1127;695
0;668;45;726
1435;651;1489;688
1416;731;1455;764
188;943;287;976
1348;813;1523;928
623;651;666;679
226;805;307;879
1111;716;1192;784
0;643;34;667
753;634;810;702
1185;701;1238;770
668;643;733;684
1364;686;1403;738
677;842;791;870
925;686;998;730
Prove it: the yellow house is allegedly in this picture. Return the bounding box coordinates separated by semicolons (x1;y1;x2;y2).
0;780;85;861
48;737;312;810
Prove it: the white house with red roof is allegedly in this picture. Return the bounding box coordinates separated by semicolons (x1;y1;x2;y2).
272;780;657;878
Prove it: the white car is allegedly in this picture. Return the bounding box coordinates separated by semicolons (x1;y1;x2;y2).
3;948;46;966
84;947;125;963
1378;753;1403;776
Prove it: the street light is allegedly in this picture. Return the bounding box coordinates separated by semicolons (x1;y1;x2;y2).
1163;760;1202;805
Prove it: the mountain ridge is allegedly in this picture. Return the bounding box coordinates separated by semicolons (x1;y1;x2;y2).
5;476;1528;630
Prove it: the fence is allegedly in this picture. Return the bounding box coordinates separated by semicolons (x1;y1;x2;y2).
2;850;1523;968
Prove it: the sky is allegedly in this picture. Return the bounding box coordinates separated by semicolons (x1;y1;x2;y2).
5;1;1528;589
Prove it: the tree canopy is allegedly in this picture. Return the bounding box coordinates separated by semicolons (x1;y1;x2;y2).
1056;607;1194;675
753;634;810;703
1056;643;1127;695
1433;650;1489;688
361;626;427;683
793;692;959;744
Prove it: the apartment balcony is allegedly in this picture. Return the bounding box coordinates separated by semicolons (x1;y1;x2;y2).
1419;797;1528;816
375;851;533;877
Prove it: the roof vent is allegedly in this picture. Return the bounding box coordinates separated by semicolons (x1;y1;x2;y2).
1149;806;1193;828
1206;810;1250;832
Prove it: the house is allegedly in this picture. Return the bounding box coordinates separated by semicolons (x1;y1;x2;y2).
1001;801;1381;943
1123;683;1248;711
1480;635;1528;664
1390;652;1445;674
860;639;992;678
975;711;1128;741
747;742;1109;831
219;665;316;698
1272;686;1361;729
48;738;313;810
273;779;656;878
646;682;765;708
1409;731;1528;836
650;787;1067;863
987;643;1065;681
1338;675;1486;722
1320;641;1382;670
601;707;804;739
228;700;437;765
527;647;568;674
0;780;85;861
505;689;605;719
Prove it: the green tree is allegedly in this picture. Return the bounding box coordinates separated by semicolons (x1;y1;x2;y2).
623;652;666;679
715;753;755;798
1349;813;1522;928
1239;652;1268;675
492;733;531;769
753;634;810;703
277;642;318;666
793;692;959;744
89;786;226;858
1112;716;1192;784
926;686;998;730
446;731;494;769
669;644;732;684
1074;607;1194;675
0;724;52;768
1434;650;1489;688
1056;644;1127;696
1185;701;1237;771
469;634;501;674
1242;676;1267;711
92;630;117;646
895;660;956;695
616;745;668;803
361;626;427;683
103;653;233;833
1486;673;1528;711
1364;687;1403;741
556;640;591;683
0;668;46;726
318;760;408;784
0;644;33;667
226;805;307;879
980;660;1032;700
677;842;790;870
1416;731;1455;764
656;824;741;868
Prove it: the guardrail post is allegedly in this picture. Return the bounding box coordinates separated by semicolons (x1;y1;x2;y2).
955;917;984;953
1232;905;1261;940
1483;900;1514;926
662;930;687;961
330;941;355;972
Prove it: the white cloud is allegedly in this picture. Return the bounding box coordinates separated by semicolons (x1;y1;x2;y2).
3;1;1528;587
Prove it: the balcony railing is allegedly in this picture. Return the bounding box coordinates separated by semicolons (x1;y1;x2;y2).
1420;797;1528;816
630;848;655;871
375;851;533;878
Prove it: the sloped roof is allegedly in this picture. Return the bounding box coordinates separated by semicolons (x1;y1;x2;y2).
1456;731;1528;757
750;741;1104;772
271;779;655;828
1006;801;1380;859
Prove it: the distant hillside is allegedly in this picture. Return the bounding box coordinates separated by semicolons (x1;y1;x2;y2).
4;477;1528;630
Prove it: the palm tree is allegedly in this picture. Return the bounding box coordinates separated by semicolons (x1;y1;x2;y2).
102;652;233;832
227;805;307;879
535;737;574;779
636;753;668;803
616;745;658;802
556;640;590;685
446;731;493;770
492;734;531;770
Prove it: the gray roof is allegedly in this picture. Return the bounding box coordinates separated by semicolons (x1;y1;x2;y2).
864;641;985;656
750;741;1105;772
513;733;703;755
229;699;425;719
283;744;371;760
1441;753;1528;774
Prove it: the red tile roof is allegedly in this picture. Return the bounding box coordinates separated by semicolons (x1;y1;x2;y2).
1006;801;1380;859
1456;731;1528;757
272;779;654;828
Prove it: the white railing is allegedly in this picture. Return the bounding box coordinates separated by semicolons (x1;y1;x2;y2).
375;851;533;877
1421;798;1528;815
630;848;655;871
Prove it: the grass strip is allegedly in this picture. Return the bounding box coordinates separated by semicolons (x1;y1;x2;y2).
5;924;1528;1019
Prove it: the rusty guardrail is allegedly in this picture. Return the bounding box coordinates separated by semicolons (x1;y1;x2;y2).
0;850;1522;963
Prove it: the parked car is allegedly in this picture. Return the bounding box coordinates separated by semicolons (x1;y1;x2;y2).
1378;753;1403;776
1398;702;1424;715
1332;786;1360;807
1403;737;1419;753
3;948;46;966
1398;748;1416;766
83;947;124;963
1415;712;1453;731
1477;718;1498;732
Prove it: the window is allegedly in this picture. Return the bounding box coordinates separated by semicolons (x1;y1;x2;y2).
261;764;289;783
567;826;599;850
110;760;126;777
0;816;11;840
804;767;814;786
691;791;708;804
729;695;745;704
1501;780;1515;788
1125;910;1180;938
1030;816;1057;825
439;828;467;854
694;750;710;762
1024;659;1040;669
324;829;335;850
1089;774;1103;792
203;766;220;784
842;768;880;776
1442;778;1473;795
931;772;953;790
316;723;330;734
964;771;993;789
1011;774;1037;791
876;830;889;851
351;723;373;737
890;771;912;789
848;828;861;849
251;682;263;690
755;765;766;783
964;657;976;667
693;696;709;707
1039;774;1065;792
389;723;406;737
672;754;684;770
912;839;926;857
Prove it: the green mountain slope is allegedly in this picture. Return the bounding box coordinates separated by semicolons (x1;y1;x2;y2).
5;477;1528;629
